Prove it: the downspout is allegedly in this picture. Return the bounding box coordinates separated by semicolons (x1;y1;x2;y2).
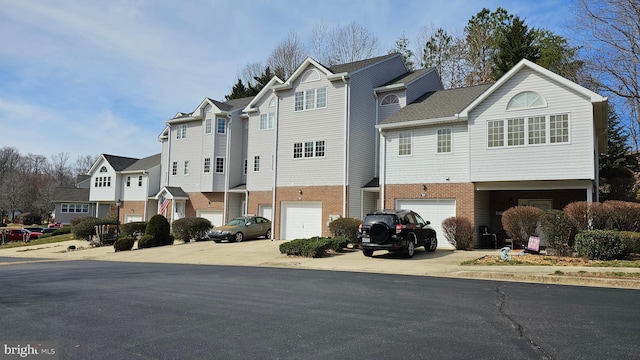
373;90;379;176
379;129;386;210
271;92;279;240
143;170;148;221
342;75;349;217
224;115;232;224
166;124;172;187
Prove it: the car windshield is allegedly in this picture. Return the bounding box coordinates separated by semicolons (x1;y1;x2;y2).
226;218;247;226
363;215;395;226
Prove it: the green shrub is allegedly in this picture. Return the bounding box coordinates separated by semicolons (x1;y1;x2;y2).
539;209;574;256
121;221;147;237
70;217;91;227
137;234;156;249
279;237;344;258
619;231;640;255
71;217;101;240
172;217;212;242
114;237;135;251
441;216;474;250
501;206;543;247
328;217;361;245
52;226;72;236
145;214;173;246
575;230;626;260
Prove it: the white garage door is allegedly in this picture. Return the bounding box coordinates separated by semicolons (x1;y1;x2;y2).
396;199;456;249
197;211;223;228
258;205;272;221
124;215;142;223
281;202;322;240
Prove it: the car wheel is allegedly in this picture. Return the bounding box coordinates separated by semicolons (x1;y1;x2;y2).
233;232;244;242
404;234;416;258
362;249;374;257
426;236;437;252
265;229;271;239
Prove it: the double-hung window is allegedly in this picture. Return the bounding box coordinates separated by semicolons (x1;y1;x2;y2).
203;158;211;173
260;113;275;130
254;156;261;172
293;140;326;158
172;161;178;176
550;114;569;143
184;161;190;176
507;118;525;146
176;124;187;139
398;132;412;156
204;118;212;134
528;116;546;144
294;87;327;111
215;157;224;174
216;118;226;134
126;176;131;187
138;175;143;186
437;129;452;153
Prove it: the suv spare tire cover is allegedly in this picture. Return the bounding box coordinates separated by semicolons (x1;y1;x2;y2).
369;222;390;244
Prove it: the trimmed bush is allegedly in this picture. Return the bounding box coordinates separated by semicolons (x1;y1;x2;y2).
70;217;91;227
539;209;574;256
441;216;474;250
279;237;347;258
71;217;101;240
602;201;640;232
172;217;213;242
501;206;543;247
328;217;361;245
619;231;640;255
52;226;72;236
121;221;147;237
137;235;156;249
114;237;135;251
145;214;173;246
575;230;626;260
563;202;609;231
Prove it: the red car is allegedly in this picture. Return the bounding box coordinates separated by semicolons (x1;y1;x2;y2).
7;229;42;242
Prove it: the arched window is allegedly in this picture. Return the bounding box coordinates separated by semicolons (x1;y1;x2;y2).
269;97;276;107
507;91;546;111
301;69;320;83
381;94;399;106
99;166;107;173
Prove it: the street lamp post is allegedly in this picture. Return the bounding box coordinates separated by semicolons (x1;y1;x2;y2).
116;199;121;241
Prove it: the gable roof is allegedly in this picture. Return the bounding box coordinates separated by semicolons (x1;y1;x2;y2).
122;153;161;173
374;67;440;93
378;84;492;129
53;187;89;202
328;53;400;74
155;186;189;200
101;154;139;171
244;76;284;112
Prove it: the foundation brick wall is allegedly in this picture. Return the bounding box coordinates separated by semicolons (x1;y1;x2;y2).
118;201;147;222
185;192;224;218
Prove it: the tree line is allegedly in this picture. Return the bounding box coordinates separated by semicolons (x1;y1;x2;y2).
0;147;96;223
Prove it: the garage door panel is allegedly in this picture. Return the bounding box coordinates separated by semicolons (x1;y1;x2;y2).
197;211;223;228
397;199;456;249
281;202;322;240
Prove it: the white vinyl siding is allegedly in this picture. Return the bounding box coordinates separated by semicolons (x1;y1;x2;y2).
469;67;595;182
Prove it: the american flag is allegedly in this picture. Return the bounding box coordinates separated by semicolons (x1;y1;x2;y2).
158;196;170;215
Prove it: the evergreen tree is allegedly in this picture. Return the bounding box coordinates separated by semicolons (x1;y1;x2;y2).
389;34;414;70
599;108;639;201
225;79;251;100
492;16;540;79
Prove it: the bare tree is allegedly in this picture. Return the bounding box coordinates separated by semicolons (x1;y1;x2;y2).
308;21;331;65
74;154;98;177
50;152;75;187
571;0;640;151
238;62;265;88
267;31;307;80
327;22;380;65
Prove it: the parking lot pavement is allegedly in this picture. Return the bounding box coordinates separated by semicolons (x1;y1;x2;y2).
1;239;639;289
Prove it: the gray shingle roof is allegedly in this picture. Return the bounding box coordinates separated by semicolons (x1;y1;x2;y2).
124;153;161;172
380;67;435;87
103;154;139;171
328;53;399;74
165;186;189;198
53;187;89;202
223;96;254;111
380;84;492;125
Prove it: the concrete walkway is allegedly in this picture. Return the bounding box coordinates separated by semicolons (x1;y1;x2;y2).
1;239;639;289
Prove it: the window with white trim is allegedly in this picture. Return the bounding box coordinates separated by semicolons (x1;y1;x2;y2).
301;69;320;82
204;118;212;134
381;94;399;105
172;161;177;176
294;87;327;111
176;124;187;139
398;132;412;156
216;118;226;134
184;160;190;175
243;159;247;175
138;175;143;186
93;176;112;188
437;128;452;153
203;158;211;173
507;91;546;110
293;140;325;158
269;97;276;107
253;156;260;172
487;113;570;148
215;157;224;174
260;113;275;130
61;203;89;213
126;176;131;187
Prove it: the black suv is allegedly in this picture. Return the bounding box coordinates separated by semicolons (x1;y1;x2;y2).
358;209;437;258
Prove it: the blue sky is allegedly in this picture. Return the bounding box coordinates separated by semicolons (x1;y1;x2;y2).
0;0;573;162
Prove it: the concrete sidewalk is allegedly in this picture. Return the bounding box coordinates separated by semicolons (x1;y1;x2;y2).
1;239;639;289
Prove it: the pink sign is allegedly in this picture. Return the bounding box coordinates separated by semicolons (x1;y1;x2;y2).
527;236;540;252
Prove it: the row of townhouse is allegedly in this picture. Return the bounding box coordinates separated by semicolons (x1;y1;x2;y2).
58;53;607;248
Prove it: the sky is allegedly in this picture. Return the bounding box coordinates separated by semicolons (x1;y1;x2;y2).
0;0;575;162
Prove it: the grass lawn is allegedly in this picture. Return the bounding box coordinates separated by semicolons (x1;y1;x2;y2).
1;233;77;249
